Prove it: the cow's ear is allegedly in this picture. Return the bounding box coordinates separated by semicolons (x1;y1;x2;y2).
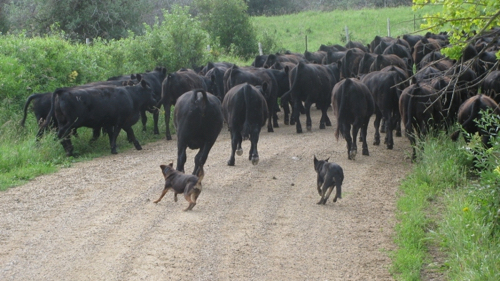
141;79;148;88
136;74;142;81
131;74;136;80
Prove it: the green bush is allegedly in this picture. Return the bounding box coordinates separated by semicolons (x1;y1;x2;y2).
195;0;258;59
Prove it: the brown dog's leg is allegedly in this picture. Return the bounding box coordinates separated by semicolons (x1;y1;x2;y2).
154;188;169;204
174;192;179;202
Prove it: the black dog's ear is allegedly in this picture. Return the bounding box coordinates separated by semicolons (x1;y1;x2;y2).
314;155;318;165
325;157;329;162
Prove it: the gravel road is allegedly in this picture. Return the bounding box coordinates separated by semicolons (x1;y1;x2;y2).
0;108;412;280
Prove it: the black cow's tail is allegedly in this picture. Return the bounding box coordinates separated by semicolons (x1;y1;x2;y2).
282;61;302;99
242;83;252;139
193;89;208;113
21;93;42;127
405;87;415;136
37;90;59;138
335;79;350;140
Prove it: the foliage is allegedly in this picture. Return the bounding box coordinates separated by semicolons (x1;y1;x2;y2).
4;0;145;41
413;0;500;60
459;109;500;235
194;0;258;59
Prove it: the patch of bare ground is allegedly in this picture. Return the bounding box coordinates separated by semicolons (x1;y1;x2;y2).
0;108;413;280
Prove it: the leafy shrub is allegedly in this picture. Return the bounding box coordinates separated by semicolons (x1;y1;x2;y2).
195;0;258;59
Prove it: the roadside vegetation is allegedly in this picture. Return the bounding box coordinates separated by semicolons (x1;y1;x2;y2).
0;1;499;280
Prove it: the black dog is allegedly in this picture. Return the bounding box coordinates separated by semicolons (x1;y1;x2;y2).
154;163;204;211
313;156;344;205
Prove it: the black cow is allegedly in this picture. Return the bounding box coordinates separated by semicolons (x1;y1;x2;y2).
21;92;55;134
222;83;268;166
263;53;306;68
159;69;207;140
346;40;368;52
369;54;409;76
205;65;230;101
332;78;375;160
224;65;279;132
451;94;500;147
399;83;443;161
413;38;442;70
107;67;167;134
357;52;377;77
304;50;327;64
251;55;269;67
285;62;337;133
361;69;403;149
44;79;157;156
338;48;365;78
482;70;500;103
174;89;223;175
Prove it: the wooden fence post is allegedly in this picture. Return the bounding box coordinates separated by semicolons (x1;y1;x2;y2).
258;42;263;56
387;18;390;37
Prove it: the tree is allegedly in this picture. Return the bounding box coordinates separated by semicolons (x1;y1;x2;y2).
5;0;145;41
413;0;500;60
194;0;258;59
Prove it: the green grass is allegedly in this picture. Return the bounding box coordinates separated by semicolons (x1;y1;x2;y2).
391;131;500;280
0;109;171;191
252;5;440;54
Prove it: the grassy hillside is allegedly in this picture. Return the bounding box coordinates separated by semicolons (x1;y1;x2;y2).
252;5;439;53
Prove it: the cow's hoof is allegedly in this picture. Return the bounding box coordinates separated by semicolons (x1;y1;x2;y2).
111;150;118;155
251;157;259;165
362;149;369;156
236;148;243;156
373;139;380;145
307;126;312;131
349;150;357;160
166;135;172;141
396;131;402;137
319;123;325;130
297;128;303;134
268;127;274;132
380;128;386;133
273;122;279;128
387;144;393;150
284;120;289;125
227;159;235;166
134;143;142;150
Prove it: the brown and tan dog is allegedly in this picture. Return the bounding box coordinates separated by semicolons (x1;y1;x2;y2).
153;163;204;211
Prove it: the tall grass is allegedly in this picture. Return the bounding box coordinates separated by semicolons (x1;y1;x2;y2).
391;129;500;280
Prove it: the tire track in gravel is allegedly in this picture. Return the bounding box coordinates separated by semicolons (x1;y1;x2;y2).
0;108;412;280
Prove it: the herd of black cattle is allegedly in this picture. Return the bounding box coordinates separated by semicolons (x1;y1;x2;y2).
21;28;500;173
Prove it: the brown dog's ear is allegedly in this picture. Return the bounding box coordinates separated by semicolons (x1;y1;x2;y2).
160;165;167;176
325;157;329;162
168;162;174;168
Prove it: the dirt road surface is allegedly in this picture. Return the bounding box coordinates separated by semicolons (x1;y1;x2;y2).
0;109;412;280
